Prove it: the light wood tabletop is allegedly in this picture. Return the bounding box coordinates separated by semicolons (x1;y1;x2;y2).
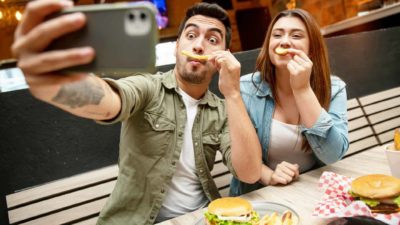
156;145;391;225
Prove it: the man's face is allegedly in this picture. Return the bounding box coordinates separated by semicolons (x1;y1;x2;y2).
175;15;226;84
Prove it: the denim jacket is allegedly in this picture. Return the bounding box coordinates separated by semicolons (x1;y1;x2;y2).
230;72;349;196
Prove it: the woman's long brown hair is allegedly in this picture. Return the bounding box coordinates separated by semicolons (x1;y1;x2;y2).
255;8;331;109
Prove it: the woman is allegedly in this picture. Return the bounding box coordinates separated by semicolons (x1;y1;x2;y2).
230;9;349;196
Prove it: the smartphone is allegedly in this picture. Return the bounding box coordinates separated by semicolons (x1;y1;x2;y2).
47;2;158;77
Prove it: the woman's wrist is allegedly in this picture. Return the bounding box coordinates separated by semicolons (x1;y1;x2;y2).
292;84;312;96
260;166;274;186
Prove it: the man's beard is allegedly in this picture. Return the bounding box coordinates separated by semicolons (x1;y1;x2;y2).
180;70;207;84
178;59;212;84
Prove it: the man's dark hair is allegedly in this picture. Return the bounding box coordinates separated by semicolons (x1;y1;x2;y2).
177;3;231;49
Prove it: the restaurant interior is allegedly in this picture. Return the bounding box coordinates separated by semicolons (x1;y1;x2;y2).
0;0;400;224
1;0;400;59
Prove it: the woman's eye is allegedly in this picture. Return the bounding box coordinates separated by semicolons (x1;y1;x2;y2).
272;33;282;38
292;33;303;39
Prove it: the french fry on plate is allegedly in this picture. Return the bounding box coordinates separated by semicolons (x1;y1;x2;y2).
281;210;293;225
257;211;295;225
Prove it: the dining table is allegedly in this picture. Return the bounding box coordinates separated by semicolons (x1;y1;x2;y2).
156;144;392;225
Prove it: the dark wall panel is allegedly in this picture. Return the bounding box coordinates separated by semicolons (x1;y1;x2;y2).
0;90;121;223
326;26;400;98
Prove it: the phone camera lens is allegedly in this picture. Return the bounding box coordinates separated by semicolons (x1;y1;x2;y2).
128;13;135;21
140;12;147;20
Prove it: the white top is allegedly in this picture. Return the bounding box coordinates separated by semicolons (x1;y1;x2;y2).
267;119;316;173
156;89;208;222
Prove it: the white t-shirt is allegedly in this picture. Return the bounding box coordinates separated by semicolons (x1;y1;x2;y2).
156;89;208;222
267;119;316;173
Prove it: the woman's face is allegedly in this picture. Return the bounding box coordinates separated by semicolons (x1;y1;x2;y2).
269;16;310;68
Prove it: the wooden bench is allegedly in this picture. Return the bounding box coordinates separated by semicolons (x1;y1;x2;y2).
345;97;379;156
6;152;230;225
359;86;400;145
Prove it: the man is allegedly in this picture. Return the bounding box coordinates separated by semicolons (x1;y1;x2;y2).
12;0;262;224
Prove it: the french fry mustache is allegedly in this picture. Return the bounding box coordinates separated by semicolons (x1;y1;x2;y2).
275;47;289;56
181;50;209;60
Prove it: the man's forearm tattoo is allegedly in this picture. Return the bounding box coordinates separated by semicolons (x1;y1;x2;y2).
52;78;105;108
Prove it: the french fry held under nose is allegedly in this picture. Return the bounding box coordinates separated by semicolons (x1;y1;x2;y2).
275;47;289;56
181;50;209;60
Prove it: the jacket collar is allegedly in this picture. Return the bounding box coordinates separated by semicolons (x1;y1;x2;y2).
161;69;219;108
252;72;273;98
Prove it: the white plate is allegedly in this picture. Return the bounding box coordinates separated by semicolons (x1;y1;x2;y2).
194;201;300;225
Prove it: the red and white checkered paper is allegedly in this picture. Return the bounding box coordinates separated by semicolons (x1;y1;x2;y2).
312;171;400;225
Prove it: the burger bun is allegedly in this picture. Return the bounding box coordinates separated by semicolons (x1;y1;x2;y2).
208;197;252;217
351;174;400;199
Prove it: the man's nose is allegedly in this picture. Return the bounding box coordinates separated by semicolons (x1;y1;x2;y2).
192;38;205;55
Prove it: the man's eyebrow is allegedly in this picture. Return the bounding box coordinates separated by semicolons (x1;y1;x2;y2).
209;28;223;38
184;23;199;31
184;23;224;38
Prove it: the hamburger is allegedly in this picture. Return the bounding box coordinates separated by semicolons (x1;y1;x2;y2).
204;197;259;225
349;174;400;214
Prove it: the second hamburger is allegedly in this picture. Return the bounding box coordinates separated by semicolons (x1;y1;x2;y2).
350;174;400;214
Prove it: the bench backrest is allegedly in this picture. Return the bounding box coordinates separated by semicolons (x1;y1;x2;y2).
345;87;400;157
346;98;379;156
359;87;400;144
6;155;230;225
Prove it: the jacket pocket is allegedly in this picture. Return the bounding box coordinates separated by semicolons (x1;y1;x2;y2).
139;112;175;156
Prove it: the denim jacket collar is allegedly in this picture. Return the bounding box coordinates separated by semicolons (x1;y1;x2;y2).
245;72;273;98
